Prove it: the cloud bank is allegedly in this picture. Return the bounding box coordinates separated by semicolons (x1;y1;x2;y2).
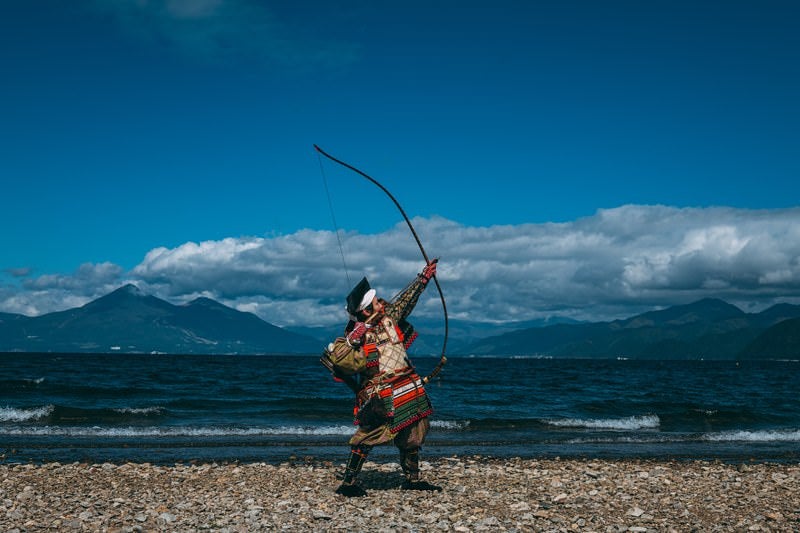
3;205;800;326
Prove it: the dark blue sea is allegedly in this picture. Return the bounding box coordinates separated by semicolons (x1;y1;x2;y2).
1;353;799;464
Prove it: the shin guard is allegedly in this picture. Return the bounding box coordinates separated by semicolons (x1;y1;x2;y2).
399;447;420;481
341;445;371;485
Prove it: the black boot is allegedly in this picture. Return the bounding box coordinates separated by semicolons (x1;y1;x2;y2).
399;447;442;491
336;445;371;497
401;479;443;491
336;483;367;497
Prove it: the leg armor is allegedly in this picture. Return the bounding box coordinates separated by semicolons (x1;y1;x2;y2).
400;447;420;481
341;445;371;485
399;446;442;492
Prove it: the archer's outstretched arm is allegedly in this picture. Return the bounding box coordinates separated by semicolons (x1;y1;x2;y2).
386;260;437;321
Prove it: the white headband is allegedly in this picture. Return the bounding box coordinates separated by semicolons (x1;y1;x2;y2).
357;289;377;312
347;288;376;320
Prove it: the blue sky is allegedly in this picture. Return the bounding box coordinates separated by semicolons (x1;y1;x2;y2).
1;1;799;328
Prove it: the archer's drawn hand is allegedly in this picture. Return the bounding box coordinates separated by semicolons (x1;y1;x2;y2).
420;258;438;284
347;322;368;344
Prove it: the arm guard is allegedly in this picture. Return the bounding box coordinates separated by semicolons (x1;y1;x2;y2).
386;274;429;322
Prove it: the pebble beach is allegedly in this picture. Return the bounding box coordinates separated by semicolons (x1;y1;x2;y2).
2;457;798;531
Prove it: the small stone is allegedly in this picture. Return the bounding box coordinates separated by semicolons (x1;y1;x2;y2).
313;510;332;520
628;507;645;517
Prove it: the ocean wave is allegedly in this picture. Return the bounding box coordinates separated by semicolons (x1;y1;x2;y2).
545;415;660;430
692;408;718;416
0;405;54;422
0;377;46;389
463;354;553;359
111;407;165;415
432;420;470;430
566;435;679;445
703;429;800;442
0;404;170;423
567;429;800;444
0;424;356;438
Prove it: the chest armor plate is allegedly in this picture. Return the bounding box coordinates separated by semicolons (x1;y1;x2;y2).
366;316;408;373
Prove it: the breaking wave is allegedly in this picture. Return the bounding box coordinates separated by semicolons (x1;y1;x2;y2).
0;424;356;438
703;429;800;442
568;429;800;444
111;407;165;415
545;415;661;430
0;405;54;422
432;420;469;430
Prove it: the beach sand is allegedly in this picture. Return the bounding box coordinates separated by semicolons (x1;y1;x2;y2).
1;457;798;531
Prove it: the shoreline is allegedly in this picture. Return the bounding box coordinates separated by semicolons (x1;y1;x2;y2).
2;457;798;531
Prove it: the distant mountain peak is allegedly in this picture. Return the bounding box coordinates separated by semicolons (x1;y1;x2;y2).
185;296;221;306
628;298;744;327
80;283;172;316
688;297;739;309
1;285;321;354
117;283;143;295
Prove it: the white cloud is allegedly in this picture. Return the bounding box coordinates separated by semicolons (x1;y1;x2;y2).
3;205;800;325
22;262;124;292
1;262;126;316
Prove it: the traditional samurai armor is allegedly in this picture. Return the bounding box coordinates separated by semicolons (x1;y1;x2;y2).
323;266;441;496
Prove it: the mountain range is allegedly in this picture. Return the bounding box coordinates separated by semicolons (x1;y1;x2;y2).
462;298;800;359
0;284;321;354
1;285;798;359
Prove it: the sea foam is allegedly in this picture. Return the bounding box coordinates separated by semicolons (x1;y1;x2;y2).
432;420;470;430
703;429;800;442
111;407;165;415
0;424;356;438
546;414;660;430
0;405;54;422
